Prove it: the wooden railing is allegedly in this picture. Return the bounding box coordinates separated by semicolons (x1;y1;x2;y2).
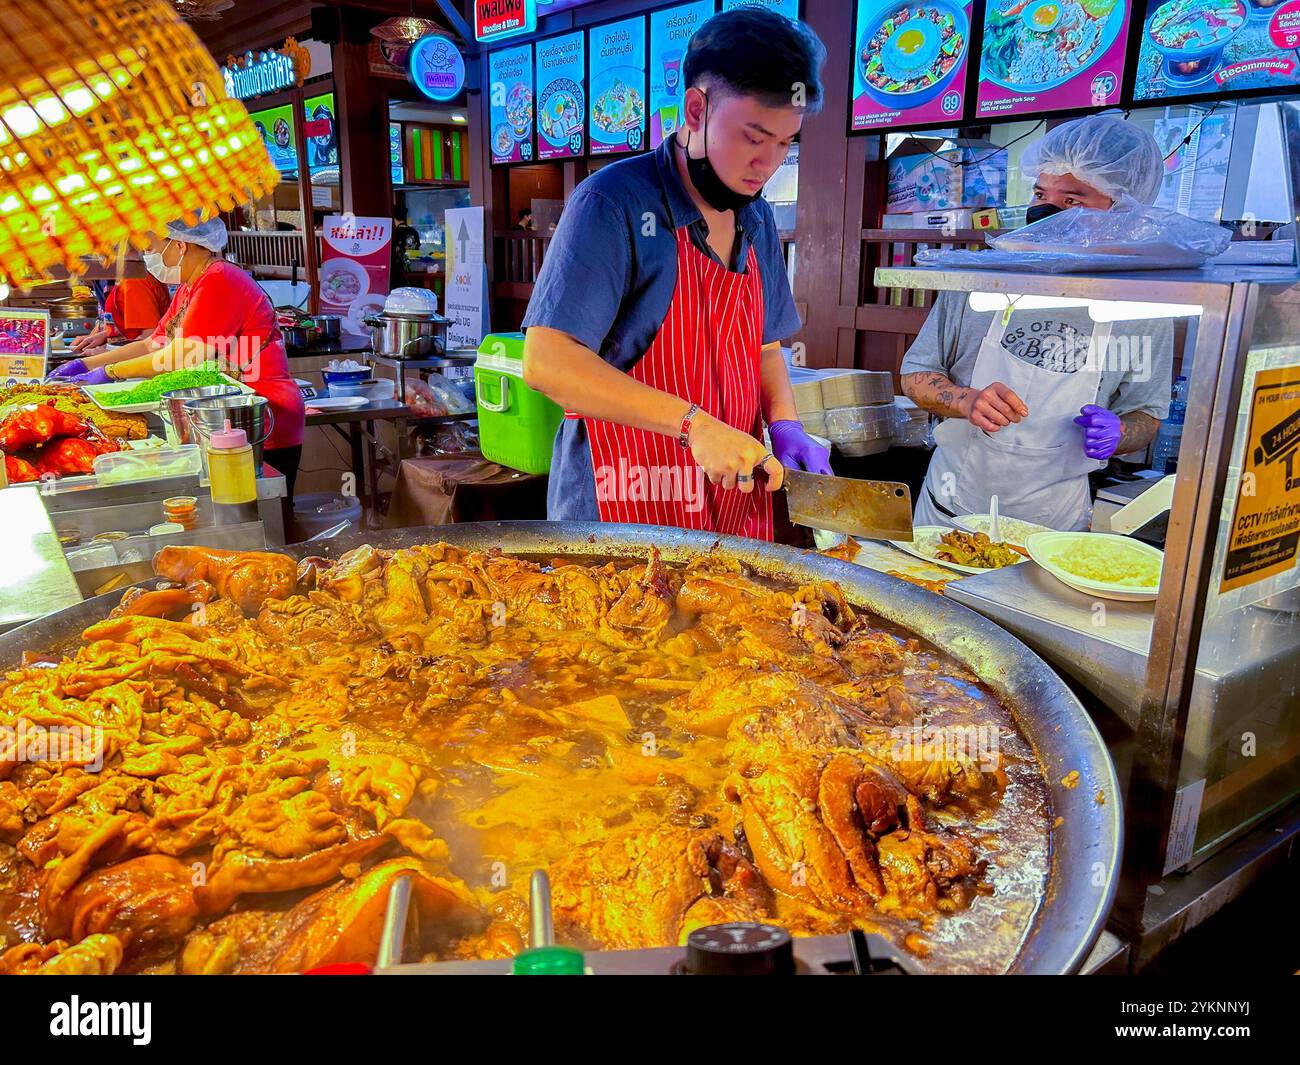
492;229;799;316
856;228;988;376
224;231;323;280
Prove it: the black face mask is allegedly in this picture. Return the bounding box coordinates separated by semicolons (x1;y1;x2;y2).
1024;202;1063;225
682;95;763;213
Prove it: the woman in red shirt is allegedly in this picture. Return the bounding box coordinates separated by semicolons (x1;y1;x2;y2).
61;218;307;495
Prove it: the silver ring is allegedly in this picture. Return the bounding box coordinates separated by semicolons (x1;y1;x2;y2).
736;473;753;484
759;452;775;465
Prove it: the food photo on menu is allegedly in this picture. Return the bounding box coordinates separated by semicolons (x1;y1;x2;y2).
1133;0;1300;98
851;0;973;129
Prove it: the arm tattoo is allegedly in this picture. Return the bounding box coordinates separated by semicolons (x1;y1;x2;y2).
1117;411;1158;455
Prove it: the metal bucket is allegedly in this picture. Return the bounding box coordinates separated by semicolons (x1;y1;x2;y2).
160;385;240;446
184;393;275;467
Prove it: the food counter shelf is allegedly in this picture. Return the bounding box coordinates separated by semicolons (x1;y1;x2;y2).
944;564;1300;774
0;486;82;632
874;242;1300;952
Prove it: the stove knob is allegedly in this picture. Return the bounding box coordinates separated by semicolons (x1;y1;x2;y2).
681;922;795;976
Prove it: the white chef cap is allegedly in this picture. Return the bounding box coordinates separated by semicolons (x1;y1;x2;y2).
163;215;229;253
1020;115;1164;206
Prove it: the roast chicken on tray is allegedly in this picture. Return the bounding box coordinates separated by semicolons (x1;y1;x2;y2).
0;543;1050;974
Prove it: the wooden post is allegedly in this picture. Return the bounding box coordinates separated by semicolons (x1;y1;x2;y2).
334;37;391;219
792;0;870;370
291;85;321;314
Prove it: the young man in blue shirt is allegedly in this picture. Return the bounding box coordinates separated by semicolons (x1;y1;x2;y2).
522;7;830;539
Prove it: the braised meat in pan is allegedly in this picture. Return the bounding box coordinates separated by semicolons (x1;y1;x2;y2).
0;544;1050;973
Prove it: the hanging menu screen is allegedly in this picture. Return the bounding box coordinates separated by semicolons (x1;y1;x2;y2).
588;16;648;156
975;0;1131;118
1132;0;1300;102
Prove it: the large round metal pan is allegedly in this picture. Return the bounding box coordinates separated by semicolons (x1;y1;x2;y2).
0;521;1121;974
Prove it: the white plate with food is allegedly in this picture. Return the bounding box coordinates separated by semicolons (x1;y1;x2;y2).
1025;531;1164;602
953;512;1054;550
889;525;1028;576
81;372;250;414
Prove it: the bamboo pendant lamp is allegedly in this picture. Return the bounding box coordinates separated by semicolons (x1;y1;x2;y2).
0;0;279;289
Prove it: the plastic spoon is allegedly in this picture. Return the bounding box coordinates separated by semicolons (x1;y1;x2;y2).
989;494;1001;544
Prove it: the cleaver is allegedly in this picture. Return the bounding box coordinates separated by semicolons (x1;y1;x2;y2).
782;469;914;542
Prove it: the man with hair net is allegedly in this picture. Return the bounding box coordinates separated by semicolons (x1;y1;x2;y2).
53;215;306;497
901;115;1173;530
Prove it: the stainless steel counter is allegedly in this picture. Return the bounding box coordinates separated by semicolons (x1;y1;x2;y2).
944;563;1300;767
0;468;289;632
0;486;83;632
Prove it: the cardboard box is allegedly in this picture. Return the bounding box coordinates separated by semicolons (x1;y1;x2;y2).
885;138;1008;215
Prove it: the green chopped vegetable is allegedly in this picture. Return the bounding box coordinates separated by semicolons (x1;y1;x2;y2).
98;364;235;407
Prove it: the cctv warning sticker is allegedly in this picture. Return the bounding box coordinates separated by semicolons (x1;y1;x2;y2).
1221;365;1300;593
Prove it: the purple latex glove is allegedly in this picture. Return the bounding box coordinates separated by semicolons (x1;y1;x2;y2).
1073;404;1123;460
769;419;833;475
67;367;111;386
46;358;87;381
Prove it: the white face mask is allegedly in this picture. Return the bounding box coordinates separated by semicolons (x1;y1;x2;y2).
144;240;183;285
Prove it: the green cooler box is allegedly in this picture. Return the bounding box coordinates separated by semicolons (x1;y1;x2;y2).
474;332;565;475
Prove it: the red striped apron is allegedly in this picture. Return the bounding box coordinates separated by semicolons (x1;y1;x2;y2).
577;225;772;540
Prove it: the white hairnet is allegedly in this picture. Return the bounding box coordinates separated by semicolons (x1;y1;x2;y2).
164;216;228;253
1020;115;1164;206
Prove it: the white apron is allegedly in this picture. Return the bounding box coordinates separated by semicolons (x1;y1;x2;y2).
915;312;1107;531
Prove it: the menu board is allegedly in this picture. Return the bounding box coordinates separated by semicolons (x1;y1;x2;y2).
1132;0;1300;101
650;1;713;148
302;92;338;173
850;0;973;131
536;31;586;160
722;0;800;16
588;16;648;156
976;0;1131;117
389;123;404;186
488;44;535;165
248;102;297;173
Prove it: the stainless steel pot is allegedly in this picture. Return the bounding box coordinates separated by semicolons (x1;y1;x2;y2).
312;314;342;343
363;309;451;359
184;393;275;467
0;521;1120;974
160;384;240;445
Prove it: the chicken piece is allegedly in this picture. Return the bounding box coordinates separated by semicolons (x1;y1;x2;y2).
0;404;83;451
372;549;431;629
550;825;771;951
195;859;480;973
875;828;984;919
858;730;1005;806
673;667;867;740
41;855;199;953
110;580;216;620
153;546;296;614
725;756;877;916
179;930;241;975
255;591;377;645
598;552;676;649
34;934;124;975
318;544;386;603
194;834;391;913
4;453;37;483
34;436;100;477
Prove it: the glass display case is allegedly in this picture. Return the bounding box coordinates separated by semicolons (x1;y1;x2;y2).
872;257;1300;967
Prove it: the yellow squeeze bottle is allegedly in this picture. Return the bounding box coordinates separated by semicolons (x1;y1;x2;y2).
207;419;257;505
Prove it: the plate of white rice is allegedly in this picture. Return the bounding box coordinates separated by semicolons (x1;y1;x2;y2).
1025;531;1164;602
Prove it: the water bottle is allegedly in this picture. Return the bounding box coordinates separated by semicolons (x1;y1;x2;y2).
1149;375;1187;474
